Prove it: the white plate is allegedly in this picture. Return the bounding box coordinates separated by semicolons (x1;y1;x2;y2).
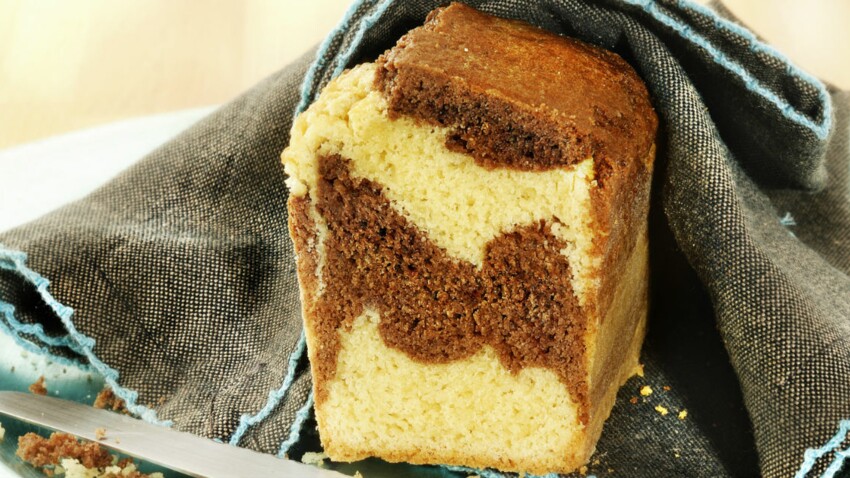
0;106;217;233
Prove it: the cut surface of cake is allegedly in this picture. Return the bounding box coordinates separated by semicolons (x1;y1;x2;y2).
282;3;658;475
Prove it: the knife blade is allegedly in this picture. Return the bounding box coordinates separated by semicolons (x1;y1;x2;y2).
0;391;346;478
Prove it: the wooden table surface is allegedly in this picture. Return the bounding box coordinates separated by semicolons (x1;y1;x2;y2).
1;0;848;149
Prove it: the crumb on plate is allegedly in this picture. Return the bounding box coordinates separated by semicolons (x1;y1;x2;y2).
29;376;48;396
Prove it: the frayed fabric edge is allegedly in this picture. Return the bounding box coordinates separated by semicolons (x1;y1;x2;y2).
0;245;171;427
795;419;850;478
229;331;307;446
295;0;382;116
624;0;831;139
277;391;315;459
0;296;79;351
0;301;90;371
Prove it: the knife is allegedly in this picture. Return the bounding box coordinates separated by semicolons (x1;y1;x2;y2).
0;391;346;478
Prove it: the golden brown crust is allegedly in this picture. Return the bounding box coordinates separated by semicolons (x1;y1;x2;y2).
289;155;590;420
325;442;587;477
590;144;654;322
375;2;657;175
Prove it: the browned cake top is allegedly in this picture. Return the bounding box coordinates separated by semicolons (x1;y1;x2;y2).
376;2;657;175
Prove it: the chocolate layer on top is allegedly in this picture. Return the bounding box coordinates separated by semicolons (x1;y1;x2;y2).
375;2;657;176
291;155;590;422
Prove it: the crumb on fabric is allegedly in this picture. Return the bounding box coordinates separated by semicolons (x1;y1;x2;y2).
29;376;48;396
678;410;688;420
662;385;671;391
579;465;588;475
94;428;106;441
639;385;653;396
93;388;127;414
655;405;669;416
629;396;638;404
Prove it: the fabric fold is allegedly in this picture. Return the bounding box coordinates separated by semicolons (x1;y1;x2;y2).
1;1;847;477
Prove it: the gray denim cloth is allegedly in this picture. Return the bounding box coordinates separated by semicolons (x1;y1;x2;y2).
1;1;848;477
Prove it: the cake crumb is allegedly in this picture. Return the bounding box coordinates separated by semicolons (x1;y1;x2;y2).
678;409;688;420
94;428;106;440
29;376;48;396
353;472;364;478
579;465;588;475
93;387;127;414
639;385;653;396
662;385;671;391
61;457;163;478
0;422;5;441
629;396;638;404
301;451;329;466
655;405;669;416
17;431;161;477
633;363;645;377
16;432;112;470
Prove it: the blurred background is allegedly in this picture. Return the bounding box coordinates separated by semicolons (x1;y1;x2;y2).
1;0;848;150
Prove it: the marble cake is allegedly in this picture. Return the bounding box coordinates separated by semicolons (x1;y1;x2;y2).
282;3;658;474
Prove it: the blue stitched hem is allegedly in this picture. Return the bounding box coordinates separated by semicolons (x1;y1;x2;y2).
229;331;307;446
780;212;797;227
295;0;379;116
0;305;90;371
678;0;826;90
795;419;850;478
276;391;315;459
624;0;831;139
0;298;79;351
0;245;172;427
330;0;395;79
